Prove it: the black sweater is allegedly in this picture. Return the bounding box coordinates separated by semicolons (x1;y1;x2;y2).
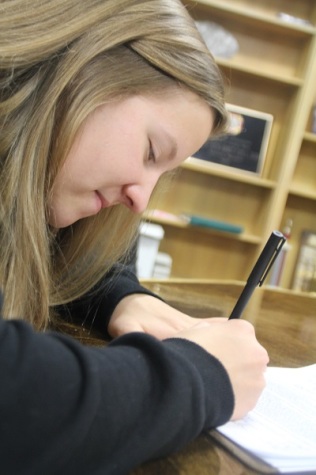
0;267;234;474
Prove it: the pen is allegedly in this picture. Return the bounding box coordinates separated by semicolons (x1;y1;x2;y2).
229;230;286;319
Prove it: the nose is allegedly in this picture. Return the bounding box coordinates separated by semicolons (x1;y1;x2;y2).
123;174;159;214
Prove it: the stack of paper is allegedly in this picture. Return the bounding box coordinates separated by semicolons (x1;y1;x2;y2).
210;365;316;473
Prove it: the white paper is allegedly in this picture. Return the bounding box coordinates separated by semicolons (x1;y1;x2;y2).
217;364;316;473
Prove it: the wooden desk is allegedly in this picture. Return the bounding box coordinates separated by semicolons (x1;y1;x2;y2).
58;279;315;474
130;280;316;475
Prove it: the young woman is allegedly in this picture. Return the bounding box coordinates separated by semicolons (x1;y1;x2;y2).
0;0;268;473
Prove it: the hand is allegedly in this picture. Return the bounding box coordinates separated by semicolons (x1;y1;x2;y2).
108;294;221;339
175;319;269;420
108;294;269;420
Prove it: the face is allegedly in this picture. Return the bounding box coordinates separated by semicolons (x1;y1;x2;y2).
48;88;214;228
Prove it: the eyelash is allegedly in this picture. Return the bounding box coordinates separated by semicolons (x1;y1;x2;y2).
148;141;156;163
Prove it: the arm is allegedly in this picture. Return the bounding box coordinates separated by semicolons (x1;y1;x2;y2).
58;268;268;421
58;264;220;339
57;264;163;335
0;310;234;474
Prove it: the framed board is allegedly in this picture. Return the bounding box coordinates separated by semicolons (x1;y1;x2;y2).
187;104;273;175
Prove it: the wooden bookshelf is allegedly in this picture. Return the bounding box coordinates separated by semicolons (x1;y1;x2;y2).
145;0;316;291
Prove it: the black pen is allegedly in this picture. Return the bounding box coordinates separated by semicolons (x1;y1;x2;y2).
229;230;286;319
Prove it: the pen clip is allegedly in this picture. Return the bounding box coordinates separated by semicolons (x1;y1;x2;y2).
258;236;286;286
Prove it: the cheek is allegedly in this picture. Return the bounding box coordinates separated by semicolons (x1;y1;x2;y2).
62;127;106;180
58;149;101;187
60;125;143;188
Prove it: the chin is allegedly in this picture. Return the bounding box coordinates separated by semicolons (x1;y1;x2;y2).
48;201;100;229
48;211;79;229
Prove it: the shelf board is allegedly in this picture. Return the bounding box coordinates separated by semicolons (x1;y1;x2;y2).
192;0;316;36
303;131;316;143
289;186;316;201
216;57;303;87
182;159;276;189
145;214;262;245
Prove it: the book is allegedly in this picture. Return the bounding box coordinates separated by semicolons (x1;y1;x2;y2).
292;230;316;292
147;209;244;234
184;214;243;234
209;364;316;474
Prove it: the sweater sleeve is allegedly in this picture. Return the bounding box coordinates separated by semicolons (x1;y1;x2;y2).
58;264;162;334
0;299;234;475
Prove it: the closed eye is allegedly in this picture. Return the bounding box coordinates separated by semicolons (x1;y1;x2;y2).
148;140;156;163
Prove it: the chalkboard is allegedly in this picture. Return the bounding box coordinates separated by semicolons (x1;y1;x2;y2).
191;104;273;175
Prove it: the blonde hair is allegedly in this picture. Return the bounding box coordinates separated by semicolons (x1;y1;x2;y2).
0;0;227;329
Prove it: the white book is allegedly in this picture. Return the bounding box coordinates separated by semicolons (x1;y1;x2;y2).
209;364;316;473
